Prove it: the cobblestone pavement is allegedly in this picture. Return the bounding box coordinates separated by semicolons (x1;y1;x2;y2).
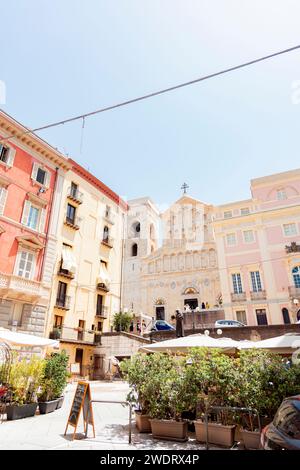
0;381;239;450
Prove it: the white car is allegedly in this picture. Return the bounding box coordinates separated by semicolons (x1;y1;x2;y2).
214;319;245;328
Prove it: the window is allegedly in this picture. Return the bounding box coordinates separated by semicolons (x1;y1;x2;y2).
283;223;297;237
131;243;138;257
103;225;109;242
277;189;287;200
105;205;110;218
15;251;35;279
224;210;233;219
21;200;46;232
96;294;104;315
54;315;63;328
0;144;9;163
240;207;250;215
236;310;247;325
251;271;262;292
27;206;39;230
292;266;300;288
256;308;268;325
31;163;50;187
282;308;291;325
0;186;8;216
226;233;236;246
56;281;67;307
70;182;78;198
232;273;243;294
66;203;76;224
243;230;255;243
0;144;15;167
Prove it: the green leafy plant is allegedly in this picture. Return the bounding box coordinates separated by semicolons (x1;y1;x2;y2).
9;355;45;405
113;311;133;332
39;351;69;402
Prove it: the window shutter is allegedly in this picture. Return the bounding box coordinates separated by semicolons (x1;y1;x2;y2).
44;170;51;188
0;187;8;216
39;208;46;233
6;147;16;167
21;200;31;225
31;162;39;181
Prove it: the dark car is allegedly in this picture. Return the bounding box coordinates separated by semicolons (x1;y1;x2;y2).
261;395;300;450
151;320;175;331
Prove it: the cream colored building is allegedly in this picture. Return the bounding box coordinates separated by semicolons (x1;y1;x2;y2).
45;159;127;379
123;194;222;327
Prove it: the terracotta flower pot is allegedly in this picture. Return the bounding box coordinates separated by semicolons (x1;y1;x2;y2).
195;420;236;447
135;411;152;433
241;429;261;449
150;419;188;441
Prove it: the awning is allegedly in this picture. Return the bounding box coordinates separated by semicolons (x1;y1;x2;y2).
61;245;77;273
239;333;300;354
98;262;110;285
0;327;59;348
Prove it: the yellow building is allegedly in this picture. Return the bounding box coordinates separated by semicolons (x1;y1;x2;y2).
45;158;127;379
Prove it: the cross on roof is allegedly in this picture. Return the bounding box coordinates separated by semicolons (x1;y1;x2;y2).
181;182;189;194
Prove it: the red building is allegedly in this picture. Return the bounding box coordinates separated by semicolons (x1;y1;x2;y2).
0;110;69;335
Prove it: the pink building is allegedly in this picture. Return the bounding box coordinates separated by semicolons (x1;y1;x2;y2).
0;111;69;334
213;169;300;326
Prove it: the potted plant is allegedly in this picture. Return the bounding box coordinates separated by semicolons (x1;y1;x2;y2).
187;348;238;447
121;354;152;432
237;349;300;449
147;353;191;441
6;355;45;420
113;311;133;332
38;351;69;414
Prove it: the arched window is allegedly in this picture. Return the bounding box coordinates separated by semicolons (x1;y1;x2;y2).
150;223;155;240
282;308;290;325
131;221;141;238
103;226;109;242
131;243;138;257
297;309;300;322
292;266;300;288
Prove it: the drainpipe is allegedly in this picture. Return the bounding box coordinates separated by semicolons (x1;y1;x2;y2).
39;167;59;281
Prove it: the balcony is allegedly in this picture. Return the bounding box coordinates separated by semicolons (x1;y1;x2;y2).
288;286;300;299
49;325;101;345
95;305;109;319
57;267;74;280
101;237;114;249
64;216;81;230
250;290;267;301
67;187;83;204
55;295;71;310
96;282;110;293
0;272;48;302
231;292;247;303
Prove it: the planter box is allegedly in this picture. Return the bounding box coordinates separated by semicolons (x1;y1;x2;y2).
56;396;65;409
135;412;151;433
195;421;236;447
241;429;261;449
150;419;188;441
6;403;38;421
38;399;60;415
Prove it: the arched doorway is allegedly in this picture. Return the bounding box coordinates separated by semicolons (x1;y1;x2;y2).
282;308;291;325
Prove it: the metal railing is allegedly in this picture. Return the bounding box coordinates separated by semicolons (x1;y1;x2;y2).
55;295;71;309
67;187;83;203
65;215;81;230
49;325;101;345
101;237;114;248
95;305;109;318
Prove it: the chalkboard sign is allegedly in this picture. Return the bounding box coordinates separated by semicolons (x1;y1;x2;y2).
64;381;95;440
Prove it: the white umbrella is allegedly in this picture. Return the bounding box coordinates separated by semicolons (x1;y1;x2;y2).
139;333;239;354
243;333;300;354
0;327;59;348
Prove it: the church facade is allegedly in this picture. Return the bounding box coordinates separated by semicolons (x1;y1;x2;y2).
123;168;300;327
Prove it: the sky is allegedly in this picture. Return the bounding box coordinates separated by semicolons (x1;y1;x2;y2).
1;1;300;208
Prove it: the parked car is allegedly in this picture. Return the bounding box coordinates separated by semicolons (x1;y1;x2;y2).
151;320;175;331
261;395;300;450
214;319;245;327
